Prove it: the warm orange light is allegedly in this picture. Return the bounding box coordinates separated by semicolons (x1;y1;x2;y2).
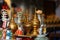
4;0;11;8
36;10;42;14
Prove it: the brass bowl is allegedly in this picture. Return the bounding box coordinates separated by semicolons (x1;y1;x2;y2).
23;22;32;36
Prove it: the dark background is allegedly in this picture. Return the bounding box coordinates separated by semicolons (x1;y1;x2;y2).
0;0;58;15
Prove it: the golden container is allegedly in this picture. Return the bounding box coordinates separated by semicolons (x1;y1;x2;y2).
24;22;32;36
32;12;40;27
9;17;18;34
23;10;32;36
32;11;40;36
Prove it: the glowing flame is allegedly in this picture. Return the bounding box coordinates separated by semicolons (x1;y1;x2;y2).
4;0;11;8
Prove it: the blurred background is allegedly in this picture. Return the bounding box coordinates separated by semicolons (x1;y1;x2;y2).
0;0;60;40
0;0;60;17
